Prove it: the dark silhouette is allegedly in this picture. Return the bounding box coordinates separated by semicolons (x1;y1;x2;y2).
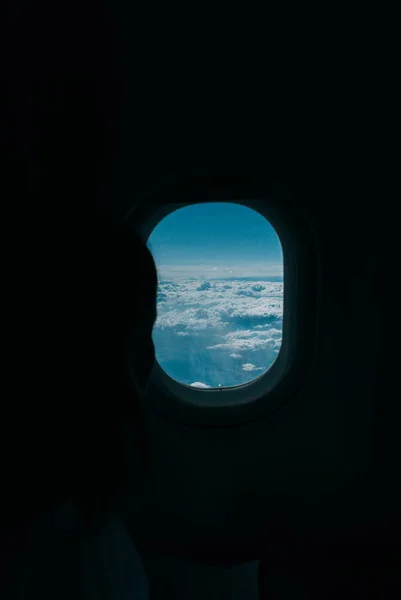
2;219;158;598
77;219;158;530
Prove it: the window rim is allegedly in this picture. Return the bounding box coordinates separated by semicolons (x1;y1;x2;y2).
124;179;317;427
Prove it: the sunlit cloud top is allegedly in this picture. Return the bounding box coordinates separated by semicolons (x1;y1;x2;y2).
157;263;283;280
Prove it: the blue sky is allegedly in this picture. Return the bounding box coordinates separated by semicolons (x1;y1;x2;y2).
147;203;283;280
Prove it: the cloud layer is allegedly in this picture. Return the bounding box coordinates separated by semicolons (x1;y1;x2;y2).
153;279;283;388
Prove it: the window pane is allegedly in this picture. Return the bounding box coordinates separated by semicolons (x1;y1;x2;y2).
147;203;283;388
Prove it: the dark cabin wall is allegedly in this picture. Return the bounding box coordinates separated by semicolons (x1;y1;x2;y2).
129;178;388;558
4;6;398;595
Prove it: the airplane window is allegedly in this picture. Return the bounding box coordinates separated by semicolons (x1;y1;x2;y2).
147;203;283;389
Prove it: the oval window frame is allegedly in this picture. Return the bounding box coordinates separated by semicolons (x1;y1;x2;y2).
125;178;318;427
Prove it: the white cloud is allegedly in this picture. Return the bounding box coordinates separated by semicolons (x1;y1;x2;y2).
189;381;211;388
151;278;284;387
154;279;283;333
206;328;282;352
196;281;212;291
242;363;264;372
157;263;283;280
